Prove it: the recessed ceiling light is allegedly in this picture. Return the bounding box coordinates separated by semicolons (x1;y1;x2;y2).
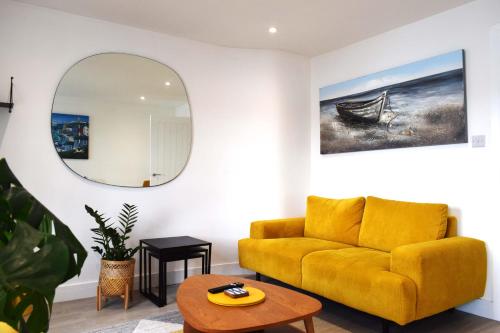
165;81;171;86
140;96;145;100
268;26;278;34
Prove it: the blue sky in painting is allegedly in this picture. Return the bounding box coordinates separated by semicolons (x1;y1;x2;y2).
52;113;89;124
320;50;463;101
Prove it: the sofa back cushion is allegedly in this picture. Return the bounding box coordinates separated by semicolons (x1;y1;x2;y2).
305;196;365;245
445;216;458;238
359;196;448;252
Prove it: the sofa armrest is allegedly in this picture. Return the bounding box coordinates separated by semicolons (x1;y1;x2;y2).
391;237;487;319
250;218;305;239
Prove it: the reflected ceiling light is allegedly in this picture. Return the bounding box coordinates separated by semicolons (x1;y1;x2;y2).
165;81;171;86
268;26;278;34
140;96;145;100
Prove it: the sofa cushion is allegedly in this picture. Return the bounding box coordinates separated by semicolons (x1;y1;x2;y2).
238;237;351;287
304;195;365;246
358;196;448;252
302;247;416;325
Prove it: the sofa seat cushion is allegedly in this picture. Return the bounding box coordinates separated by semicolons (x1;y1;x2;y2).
238;237;352;287
302;247;416;325
359;196;448;252
305;196;366;246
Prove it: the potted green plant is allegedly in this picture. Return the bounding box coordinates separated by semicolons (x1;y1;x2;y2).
0;158;87;333
85;203;139;310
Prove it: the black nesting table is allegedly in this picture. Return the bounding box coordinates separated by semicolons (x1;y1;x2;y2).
139;236;212;307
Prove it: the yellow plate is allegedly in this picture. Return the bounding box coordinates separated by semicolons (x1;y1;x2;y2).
207;286;266;307
0;322;17;333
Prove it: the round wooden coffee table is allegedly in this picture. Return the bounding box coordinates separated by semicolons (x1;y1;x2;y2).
177;274;322;333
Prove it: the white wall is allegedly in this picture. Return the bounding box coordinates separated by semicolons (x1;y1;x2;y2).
0;111;8;146
0;0;310;301
310;0;500;320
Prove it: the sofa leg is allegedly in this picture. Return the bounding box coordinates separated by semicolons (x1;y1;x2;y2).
256;272;261;281
381;319;390;333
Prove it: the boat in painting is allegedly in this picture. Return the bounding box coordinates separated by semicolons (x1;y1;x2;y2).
336;91;387;123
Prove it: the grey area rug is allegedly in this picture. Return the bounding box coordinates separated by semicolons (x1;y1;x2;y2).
87;310;184;333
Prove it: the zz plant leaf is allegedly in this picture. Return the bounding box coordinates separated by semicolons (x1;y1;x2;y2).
86;203;140;261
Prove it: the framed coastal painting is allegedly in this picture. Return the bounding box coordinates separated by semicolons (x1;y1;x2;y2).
51;113;89;159
319;50;467;154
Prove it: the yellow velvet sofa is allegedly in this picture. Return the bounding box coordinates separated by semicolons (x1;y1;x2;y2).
238;196;487;327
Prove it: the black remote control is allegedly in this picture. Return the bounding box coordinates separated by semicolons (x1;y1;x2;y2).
208;282;244;294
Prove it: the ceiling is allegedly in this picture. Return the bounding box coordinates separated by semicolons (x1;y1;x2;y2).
16;0;473;56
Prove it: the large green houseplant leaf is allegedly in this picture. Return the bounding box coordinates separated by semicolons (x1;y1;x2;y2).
0;158;87;332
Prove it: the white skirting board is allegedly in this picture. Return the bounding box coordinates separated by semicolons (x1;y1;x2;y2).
54;262;252;303
458;298;495;319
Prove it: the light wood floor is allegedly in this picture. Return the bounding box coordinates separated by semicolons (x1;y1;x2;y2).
50;275;500;333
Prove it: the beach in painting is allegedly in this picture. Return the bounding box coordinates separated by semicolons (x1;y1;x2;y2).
320;50;467;154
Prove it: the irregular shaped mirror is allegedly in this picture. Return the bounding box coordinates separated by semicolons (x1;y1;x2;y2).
51;53;192;187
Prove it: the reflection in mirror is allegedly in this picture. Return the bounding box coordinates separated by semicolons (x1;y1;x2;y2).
51;53;192;187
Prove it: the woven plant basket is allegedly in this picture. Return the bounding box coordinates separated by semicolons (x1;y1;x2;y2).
97;258;135;310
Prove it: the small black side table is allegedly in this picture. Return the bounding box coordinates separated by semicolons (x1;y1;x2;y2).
139;236;212;307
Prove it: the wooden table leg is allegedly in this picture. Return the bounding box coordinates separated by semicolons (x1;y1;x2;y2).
183;321;202;333
304;317;315;333
96;285;101;311
124;284;129;310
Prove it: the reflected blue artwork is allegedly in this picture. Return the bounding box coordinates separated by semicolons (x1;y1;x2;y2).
51;113;89;159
